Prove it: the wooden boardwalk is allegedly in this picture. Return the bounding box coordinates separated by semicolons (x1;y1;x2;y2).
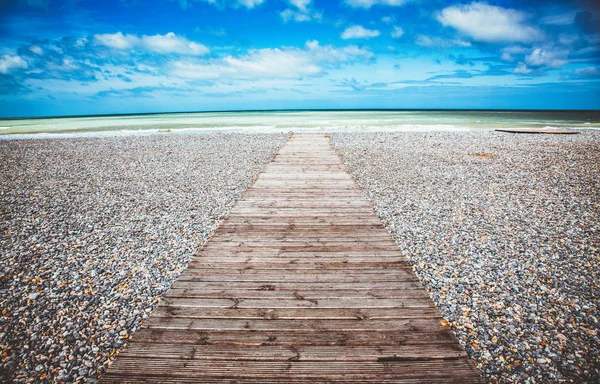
102;135;483;383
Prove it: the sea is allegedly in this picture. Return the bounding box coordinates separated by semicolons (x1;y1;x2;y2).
1;110;599;140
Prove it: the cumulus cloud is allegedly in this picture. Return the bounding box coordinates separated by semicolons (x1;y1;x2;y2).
341;25;380;39
513;62;532;75
289;0;311;11
224;49;321;78
525;47;569;68
437;2;545;44
280;0;322;23
94;32;137;50
170;40;372;80
0;55;28;74
391;26;404;38
141;33;209;55
344;0;408;9
94;32;209;55
415;35;471;48
30;46;44;55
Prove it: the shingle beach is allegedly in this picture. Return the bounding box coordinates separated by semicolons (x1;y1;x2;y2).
1;130;599;383
330;131;600;383
0;134;289;382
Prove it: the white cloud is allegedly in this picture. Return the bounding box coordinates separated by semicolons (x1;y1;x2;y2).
345;0;408;9
391;26;404;38
573;66;600;78
501;45;527;62
514;62;532;75
289;0;311;12
525;47;568;68
415;35;471;48
170;40;372;80
224;49;321;78
237;0;265;8
305;40;373;61
381;16;395;24
170;50;319;80
94;32;137;50
503;46;569;69
341;25;380;39
94;32;209;55
75;38;88;48
47;58;80;72
170;61;233;80
141;32;209;55
280;8;322;22
0;55;28;74
281;0;322;23
437;2;544;44
178;0;264;9
30;46;44;55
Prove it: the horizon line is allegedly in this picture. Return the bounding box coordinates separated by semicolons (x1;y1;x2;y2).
3;108;600;121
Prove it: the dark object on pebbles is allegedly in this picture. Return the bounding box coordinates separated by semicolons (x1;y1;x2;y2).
495;128;579;134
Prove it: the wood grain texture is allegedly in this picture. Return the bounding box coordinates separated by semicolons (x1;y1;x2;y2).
102;135;483;383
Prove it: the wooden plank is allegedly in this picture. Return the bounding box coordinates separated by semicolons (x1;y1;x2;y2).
150;307;440;319
158;297;432;309
102;134;482;383
185;261;408;269
169;281;422;290
126;328;458;346
103;359;482;382
116;343;467;361
143;318;445;331
162;289;428;300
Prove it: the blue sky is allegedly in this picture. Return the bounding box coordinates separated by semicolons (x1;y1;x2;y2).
1;0;599;117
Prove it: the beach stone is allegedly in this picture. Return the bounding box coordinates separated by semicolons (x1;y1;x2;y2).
330;131;600;384
0;133;289;382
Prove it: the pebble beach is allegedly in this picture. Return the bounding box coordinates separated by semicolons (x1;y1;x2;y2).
330;131;600;383
0;134;289;382
0;130;598;383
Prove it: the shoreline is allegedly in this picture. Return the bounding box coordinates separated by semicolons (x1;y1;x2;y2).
0;125;594;141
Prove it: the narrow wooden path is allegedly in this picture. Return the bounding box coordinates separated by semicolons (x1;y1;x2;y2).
103;135;482;383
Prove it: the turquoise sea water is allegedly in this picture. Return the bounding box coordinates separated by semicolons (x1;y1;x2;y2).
1;110;599;140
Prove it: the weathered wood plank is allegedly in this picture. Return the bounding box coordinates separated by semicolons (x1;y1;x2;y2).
103;359;482;382
116;343;467;361
150;306;440;319
169;281;422;291
102;134;482;383
126;328;458;346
